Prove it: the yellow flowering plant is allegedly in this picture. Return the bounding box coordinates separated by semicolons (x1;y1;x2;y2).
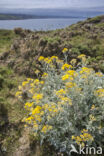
16;53;104;155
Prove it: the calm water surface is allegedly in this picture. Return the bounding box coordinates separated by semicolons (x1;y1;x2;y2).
0;18;86;30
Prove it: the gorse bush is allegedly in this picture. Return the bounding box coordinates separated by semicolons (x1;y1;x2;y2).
16;49;104;155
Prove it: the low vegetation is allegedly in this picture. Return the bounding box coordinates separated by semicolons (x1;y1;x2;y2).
0;29;18;53
0;66;26;155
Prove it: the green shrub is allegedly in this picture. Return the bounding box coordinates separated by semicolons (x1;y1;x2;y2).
16;53;104;155
88;16;103;23
71;47;80;55
44;36;61;44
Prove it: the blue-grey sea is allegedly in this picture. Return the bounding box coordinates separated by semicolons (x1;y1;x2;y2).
0;18;86;30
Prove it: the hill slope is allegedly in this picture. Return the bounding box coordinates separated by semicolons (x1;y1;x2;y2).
1;15;104;76
0;14;44;20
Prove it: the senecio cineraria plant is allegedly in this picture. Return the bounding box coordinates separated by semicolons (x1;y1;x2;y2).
16;48;104;155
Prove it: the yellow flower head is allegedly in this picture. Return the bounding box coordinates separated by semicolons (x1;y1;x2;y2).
56;89;66;95
80;67;93;75
44;57;52;64
38;56;45;61
66;70;77;77
33;122;39;130
61;97;72;105
78;54;86;59
62;48;68;53
18;85;22;90
27;78;33;81
65;82;76;88
15;91;22;97
32;106;42;115
34;79;40;85
95;88;104;97
62;74;69;81
72;136;75;140
41;125;52;133
61;64;72;70
51;56;58;60
22;81;28;87
25;102;34;108
91;105;95;110
95;72;103;77
32;93;43;101
42;72;48;77
73;129;94;145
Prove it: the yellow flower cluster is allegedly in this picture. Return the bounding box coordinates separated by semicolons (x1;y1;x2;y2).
55;89;72;105
55;89;66;96
61;63;72;70
51;56;58;60
24;102;34;110
32;106;42;115
65;82;76;88
24;116;34;124
72;129;94;146
23;103;54;133
95;88;104;97
38;55;61;65
62;70;78;81
80;67;93;75
22;81;28;87
43;103;58;114
15;91;22;98
42;72;48;78
32;93;43;101
16;78;45;100
95;72;103;77
23;106;43;130
41;125;53;133
60;97;72;106
30;104;57;130
16;79;35;98
38;56;45;61
62;74;69;81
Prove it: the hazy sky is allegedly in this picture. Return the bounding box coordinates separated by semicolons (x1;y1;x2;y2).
0;0;104;9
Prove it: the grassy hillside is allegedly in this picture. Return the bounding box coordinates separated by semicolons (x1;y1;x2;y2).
0;14;22;20
0;29;17;53
0;14;38;20
0;66;25;155
0;15;104;155
1;15;104;76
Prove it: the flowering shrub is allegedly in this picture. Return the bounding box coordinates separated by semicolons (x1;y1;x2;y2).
16;52;104;155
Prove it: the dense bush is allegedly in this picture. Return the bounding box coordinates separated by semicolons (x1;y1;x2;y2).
14;27;26;37
16;49;104;155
